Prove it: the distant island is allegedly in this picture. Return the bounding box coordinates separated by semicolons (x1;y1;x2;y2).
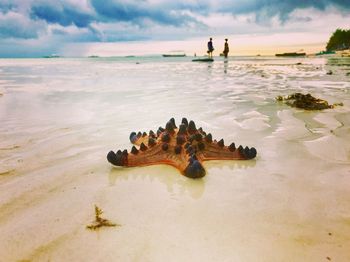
326;28;350;51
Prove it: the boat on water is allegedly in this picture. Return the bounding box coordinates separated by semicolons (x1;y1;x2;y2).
315;50;336;56
162;54;186;57
43;54;60;58
315;49;349;57
275;52;306;57
192;58;214;62
162;50;186;57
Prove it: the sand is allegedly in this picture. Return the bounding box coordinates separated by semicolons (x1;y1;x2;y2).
0;56;349;261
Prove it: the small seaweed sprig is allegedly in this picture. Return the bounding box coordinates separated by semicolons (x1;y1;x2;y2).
86;205;120;230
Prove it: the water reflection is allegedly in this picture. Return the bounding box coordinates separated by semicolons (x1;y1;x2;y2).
326;57;350;66
108;159;256;199
205;159;257;173
224;59;228;74
108;165;206;199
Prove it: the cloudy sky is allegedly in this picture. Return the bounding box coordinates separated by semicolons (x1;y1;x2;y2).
0;0;349;57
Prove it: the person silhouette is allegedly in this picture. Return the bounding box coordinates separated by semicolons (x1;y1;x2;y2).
207;38;214;58
223;39;229;58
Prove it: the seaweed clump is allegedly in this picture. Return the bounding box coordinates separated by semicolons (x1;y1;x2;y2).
276;93;343;110
86;205;120;230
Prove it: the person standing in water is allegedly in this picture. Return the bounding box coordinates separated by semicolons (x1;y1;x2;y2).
207;38;214;58
223;38;229;58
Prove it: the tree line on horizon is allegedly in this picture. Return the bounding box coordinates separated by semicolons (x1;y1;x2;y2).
326;28;350;51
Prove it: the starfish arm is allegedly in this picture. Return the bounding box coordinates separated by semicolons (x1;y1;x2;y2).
200;141;257;161
107;143;205;178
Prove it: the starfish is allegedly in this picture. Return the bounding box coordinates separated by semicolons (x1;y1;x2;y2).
107;118;257;179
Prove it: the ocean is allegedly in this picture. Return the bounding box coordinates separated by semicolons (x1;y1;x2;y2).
0;56;349;261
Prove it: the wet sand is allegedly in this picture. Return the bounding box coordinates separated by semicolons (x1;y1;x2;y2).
0;56;349;261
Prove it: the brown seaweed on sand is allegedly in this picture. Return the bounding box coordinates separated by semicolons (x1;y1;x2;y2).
86;205;120;230
276;93;343;110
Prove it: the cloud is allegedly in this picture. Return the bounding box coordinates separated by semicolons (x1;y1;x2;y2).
1;0;349;41
0;0;349;57
0;11;46;39
30;1;94;28
47;24;101;42
0;1;15;13
90;0;200;27
216;0;350;22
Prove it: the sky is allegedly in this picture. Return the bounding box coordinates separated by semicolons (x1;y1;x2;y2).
0;0;349;57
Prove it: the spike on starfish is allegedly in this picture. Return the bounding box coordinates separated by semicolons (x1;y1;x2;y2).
107;118;257;179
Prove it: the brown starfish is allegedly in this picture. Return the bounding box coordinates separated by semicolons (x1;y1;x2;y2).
107;118;257;179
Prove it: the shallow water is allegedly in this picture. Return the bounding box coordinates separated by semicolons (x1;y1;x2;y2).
0;56;349;261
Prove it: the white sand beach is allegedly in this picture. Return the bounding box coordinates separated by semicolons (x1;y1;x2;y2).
0;56;349;261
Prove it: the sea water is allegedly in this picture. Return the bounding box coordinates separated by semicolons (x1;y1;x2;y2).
0;56;349;261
